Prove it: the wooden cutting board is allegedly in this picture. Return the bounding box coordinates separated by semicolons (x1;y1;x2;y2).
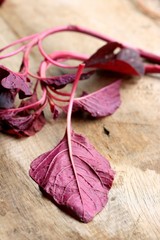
0;1;160;239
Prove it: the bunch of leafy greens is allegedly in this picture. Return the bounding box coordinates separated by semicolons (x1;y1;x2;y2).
0;25;160;222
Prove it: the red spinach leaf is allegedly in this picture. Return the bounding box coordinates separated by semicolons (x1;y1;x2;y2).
0;111;45;137
63;80;121;117
29;130;115;223
42;71;94;89
0;93;46;137
85;42;145;76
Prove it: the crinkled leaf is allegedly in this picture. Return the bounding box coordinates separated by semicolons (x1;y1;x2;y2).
0;65;31;97
85;42;145;76
63;80;121;117
0;111;45;137
29;130;115;223
23;112;45;136
42;71;94;89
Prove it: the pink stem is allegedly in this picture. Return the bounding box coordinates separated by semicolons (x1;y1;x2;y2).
49;50;88;61
47;90;69;102
67;63;85;147
28;50;88;79
28;71;45;80
0;46;25;59
0;33;38;53
22;37;39;74
66;63;85;209
50;88;70;97
39;59;70;103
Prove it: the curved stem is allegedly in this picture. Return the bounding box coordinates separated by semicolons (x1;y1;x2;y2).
38;42;78;69
0;33;38;53
38;25;160;65
38;25;109;68
28;50;88;79
22;37;39;74
0;46;25;60
47;50;88;62
39;59;70;104
50;88;70;97
47;89;69;102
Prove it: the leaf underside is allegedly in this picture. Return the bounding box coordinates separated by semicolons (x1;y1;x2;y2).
29;130;115;223
0;65;31;97
63;80;121;117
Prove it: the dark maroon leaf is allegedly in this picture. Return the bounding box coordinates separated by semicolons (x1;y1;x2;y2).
0;65;31;97
0;111;45;137
85;42;145;76
42;71;94;89
0;67;17;109
85;42;122;66
63;80;121;117
23;112;46;136
29;130;115;223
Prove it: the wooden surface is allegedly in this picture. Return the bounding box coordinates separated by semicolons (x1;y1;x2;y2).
0;0;160;239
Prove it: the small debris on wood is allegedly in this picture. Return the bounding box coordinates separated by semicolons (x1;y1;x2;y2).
103;126;110;136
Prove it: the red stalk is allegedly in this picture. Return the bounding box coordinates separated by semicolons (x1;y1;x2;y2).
145;64;160;74
67;64;85;137
66;63;85;210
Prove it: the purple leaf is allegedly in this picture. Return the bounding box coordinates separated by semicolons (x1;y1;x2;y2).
0;111;45;137
0;65;31;97
29;130;115;223
63;80;121;117
0;88;16;109
42;71;94;89
85;42;145;76
0;93;46;137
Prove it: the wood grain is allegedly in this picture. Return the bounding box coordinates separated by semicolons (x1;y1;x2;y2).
0;0;160;239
